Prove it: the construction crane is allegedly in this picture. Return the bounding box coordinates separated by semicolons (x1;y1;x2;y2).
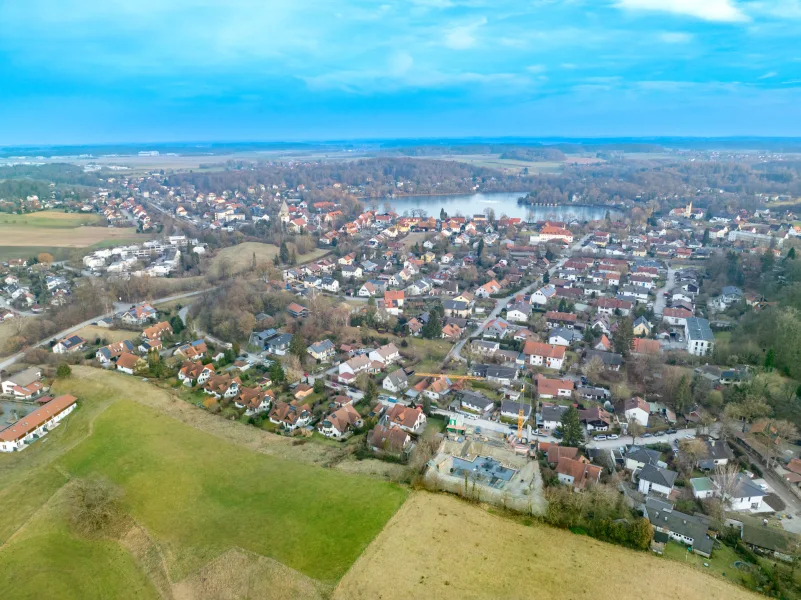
517;382;526;440
414;373;486;380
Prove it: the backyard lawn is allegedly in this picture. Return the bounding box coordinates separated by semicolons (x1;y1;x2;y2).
662;541;755;589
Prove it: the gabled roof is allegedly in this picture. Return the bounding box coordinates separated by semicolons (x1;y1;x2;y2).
638;464;678;488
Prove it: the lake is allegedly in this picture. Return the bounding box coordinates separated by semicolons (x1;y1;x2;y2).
378;192;621;221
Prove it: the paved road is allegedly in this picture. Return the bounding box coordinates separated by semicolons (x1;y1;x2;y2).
585;428;698;449
0;289;213;372
653;264;676;318
447;233;591;363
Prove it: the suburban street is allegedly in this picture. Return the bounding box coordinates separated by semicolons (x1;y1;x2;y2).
0;288;213;372
447;233;591;363
653;264;676;318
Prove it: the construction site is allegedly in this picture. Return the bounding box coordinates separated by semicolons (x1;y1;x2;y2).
425;414;546;515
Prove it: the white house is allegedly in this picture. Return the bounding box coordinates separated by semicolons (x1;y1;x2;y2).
624;397;650;427
531;284;556;305
383;370;408;393
369;343;400;366
636;464;678;497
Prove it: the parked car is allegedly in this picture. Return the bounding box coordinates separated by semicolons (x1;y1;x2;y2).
666;429;677;434
608;434;619;440
594;435;608;441
655;431;666;437
683;434;695;439
643;432;653;438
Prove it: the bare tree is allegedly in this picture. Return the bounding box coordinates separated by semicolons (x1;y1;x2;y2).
69;477;124;537
714;462;742;507
628;420;644;444
677;438;708;478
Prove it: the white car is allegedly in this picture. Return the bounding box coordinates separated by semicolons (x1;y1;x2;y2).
608;434;619;440
683;434;695;440
594;435;608;441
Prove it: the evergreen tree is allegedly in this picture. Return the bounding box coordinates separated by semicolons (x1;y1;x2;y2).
476;238;485;266
559;405;584;447
765;348;776;371
289;333;306;358
251;251;257;271
613;317;634;357
543;271;550;284
364;377;377;404
788;247;796;260
270;362;285;383
674;375;692;413
422;310;443;339
279;241;290;264
440;208;447;221
169;315;185;335
702;228;710;246
56;363;72;378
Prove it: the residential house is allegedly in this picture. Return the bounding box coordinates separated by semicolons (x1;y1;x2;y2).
632;316;653;337
637;464;678;496
584;350;624;371
368;424;411;455
540;404;568;430
178;361;213;386
522;341;566;370
385;404;426;433
531;284;556;305
548;327;582;347
266;333;293;356
95;339;136;364
500;400;532;423
320;404;362;438
121;302;158;325
307;339;336;361
115;352;143;375
506;303;532;323
556;457;602;490
625;445;661;472
475;279;502;298
632;338;662;356
663;307;693;327
269;400;312;432
545;311;577;329
174;339;208;361
441;323;463;339
383;369;409;393
459;391;495;415
535;375;574;399
624;397;650;427
203;374;241;399
578;406;612;432
443;299;471;318
369;343;400;366
287;302;309;318
644;500;714;557
52;334;86;354
1;367;42;396
685;317;715;356
142;321;172;342
338;354;370;384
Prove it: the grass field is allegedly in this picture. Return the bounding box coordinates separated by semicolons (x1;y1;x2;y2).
334;492;757;600
0;210;150;250
0;368;408;597
0;317;28;356
209;242;330;277
0;211;103;228
74;325;139;345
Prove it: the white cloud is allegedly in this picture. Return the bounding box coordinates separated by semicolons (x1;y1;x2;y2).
526;64;547;73
658;31;693;43
442;17;487;50
758;71;777;79
616;0;748;22
748;0;801;18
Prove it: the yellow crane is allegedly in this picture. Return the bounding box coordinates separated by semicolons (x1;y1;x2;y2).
414;373;486;380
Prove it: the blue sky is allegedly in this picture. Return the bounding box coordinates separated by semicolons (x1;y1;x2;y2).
1;0;801;144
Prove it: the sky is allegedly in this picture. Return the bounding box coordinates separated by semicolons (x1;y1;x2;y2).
1;0;801;144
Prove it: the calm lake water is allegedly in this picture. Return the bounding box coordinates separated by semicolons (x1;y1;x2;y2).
379;192;621;221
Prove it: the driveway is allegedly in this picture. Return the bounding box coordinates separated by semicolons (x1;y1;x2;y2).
653;264;676;318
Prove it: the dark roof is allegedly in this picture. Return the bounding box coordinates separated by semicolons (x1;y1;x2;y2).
541;404;567;423
741;524;794;554
627;446;661;466
648;508;714;555
585;350;624;365
639;464;678;488
460;391;494;410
